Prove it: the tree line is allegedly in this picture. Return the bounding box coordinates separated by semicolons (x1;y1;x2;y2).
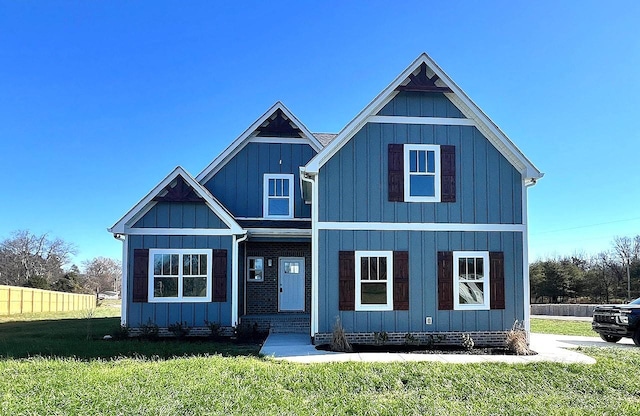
0;230;121;295
530;236;640;304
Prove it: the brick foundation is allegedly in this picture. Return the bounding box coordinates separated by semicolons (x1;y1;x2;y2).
313;331;510;348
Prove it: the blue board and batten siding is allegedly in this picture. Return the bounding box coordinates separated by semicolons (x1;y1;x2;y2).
126;235;234;328
377;91;465;118
315;91;526;334
319;122;522;224
204;142;316;218
133;201;229;229
317;230;523;333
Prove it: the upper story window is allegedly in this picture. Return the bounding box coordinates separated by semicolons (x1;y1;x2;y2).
355;251;393;311
263;174;294;218
148;248;212;303
403;144;441;202
453;251;490;310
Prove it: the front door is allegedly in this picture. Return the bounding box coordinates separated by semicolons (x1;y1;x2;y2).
278;258;305;311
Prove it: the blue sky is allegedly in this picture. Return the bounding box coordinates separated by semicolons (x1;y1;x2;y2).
1;1;639;267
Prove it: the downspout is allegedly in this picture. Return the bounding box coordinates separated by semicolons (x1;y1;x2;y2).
112;233;127;327
522;177;537;339
300;170;318;339
232;233;248;327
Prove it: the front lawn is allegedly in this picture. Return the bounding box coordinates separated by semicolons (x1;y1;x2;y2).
0;303;260;359
2;308;639;414
1;348;639;414
530;318;596;337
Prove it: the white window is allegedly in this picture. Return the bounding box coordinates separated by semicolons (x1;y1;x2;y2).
404;144;441;202
355;251;393;311
148;249;212;303
247;257;264;282
263;174;294;218
453;251;490;310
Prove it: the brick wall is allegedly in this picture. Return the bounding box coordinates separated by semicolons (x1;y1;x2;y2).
313;331;510;348
245;242;311;314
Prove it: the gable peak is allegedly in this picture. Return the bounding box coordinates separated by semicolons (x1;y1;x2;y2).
396;62;452;93
256;108;303;138
152;174;204;203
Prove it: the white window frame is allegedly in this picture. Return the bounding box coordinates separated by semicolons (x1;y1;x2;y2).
404;144;441;202
246;256;264;282
355;250;393;311
148;248;212;303
263;173;294;219
453;251;490;310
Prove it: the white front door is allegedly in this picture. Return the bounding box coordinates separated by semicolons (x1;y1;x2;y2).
279;257;305;311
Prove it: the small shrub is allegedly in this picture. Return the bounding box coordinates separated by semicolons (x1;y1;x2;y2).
205;320;223;339
373;331;389;345
235;322;264;341
113;324;130;340
461;333;474;351
168;321;191;338
330;317;352;352
140;319;159;340
404;333;419;346
84;309;96;340
506;320;534;355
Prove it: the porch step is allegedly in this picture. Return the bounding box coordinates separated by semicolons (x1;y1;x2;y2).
269;320;310;334
240;313;310;334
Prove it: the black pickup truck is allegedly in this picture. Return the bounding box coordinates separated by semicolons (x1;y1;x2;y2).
592;298;640;346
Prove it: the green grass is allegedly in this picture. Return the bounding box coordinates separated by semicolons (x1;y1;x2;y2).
2;308;639;414
0;303;260;359
0;348;639;414
531;318;597;337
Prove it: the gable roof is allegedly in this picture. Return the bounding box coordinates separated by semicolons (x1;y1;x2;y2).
108;166;244;235
196;101;323;184
304;53;543;183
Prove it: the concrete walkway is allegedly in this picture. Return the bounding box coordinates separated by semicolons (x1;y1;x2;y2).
259;332;634;364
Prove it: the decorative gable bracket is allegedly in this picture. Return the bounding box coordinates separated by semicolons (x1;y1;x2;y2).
152;176;204;203
396;62;452;93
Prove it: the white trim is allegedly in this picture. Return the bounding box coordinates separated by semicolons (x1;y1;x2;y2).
124;228;239;236
109;166;244;235
355;251;393;311
367;115;475;126
318;222;525;232
404;144;441;203
453;251;490;310
120;235;128;327
246;228;311;238
235;217;311;222
147;248;213;303
263;173;294;219
304;53;542;182
310;173;319;336
232;234;247;326
196;102;322;183
523;180;531;334
248;137;315;145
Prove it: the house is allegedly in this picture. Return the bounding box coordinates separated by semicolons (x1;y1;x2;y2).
109;53;542;346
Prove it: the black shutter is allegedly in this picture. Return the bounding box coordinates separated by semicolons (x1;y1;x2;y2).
388;144;404;202
132;249;149;303
339;251;355;311
393;251;409;310
490;251;505;309
437;251;453;310
441;145;456;202
212;249;227;302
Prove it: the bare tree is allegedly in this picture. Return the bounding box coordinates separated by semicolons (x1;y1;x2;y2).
0;230;76;288
81;257;122;294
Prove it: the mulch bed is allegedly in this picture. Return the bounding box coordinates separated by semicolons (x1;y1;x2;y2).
316;344;538;355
